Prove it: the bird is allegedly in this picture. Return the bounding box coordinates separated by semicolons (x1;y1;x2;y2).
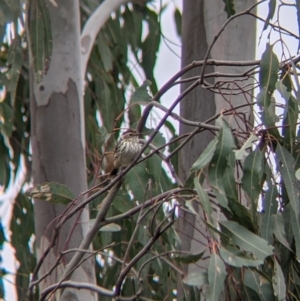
109;129;142;177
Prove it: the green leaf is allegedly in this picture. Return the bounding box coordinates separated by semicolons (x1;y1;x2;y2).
244;269;275;301
145;128;166;149
112;191;132;213
89;220;121;232
7;37;23;106
291;264;300;290
125;161;153;201
146;153;172;194
183;271;208;287
130;80;152;104
260;182;278;244
141;8;160;93
28;0;52;82
241;148;264;220
223;152;238;202
275;144;299;216
95;126;111;148
291;208;300;260
222;0;235;18
0;101;13;137
174;8;182;37
276;80;291;101
220;221;273;260
28;2;45;82
263;0;276;31
282;95;298;150
258;44;280;131
259;44;279;91
208;116;235;208
272;258;286;301
276;66;299;149
271;213;291;251
97;31;113;72
26;182;74;205
185;199;199;217
174;250;205;264
123;5;142;51
0;137;10;188
0;222;6;246
0;0;13;25
190;137;218;171
227;199;256;232
99;223;121;232
220;246;263;267
234;134;259;160
194;177;213;225
38;0;52;69
206;253;226;301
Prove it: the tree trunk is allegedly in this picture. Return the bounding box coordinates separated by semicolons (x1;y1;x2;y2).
178;0;256;297
30;0;97;300
178;0;215;291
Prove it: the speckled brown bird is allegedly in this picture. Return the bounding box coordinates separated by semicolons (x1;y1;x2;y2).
109;129;141;177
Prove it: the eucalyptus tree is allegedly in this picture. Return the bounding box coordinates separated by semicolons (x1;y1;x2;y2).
1;0;300;300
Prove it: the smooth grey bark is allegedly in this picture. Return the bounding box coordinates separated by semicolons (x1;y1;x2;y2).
178;0;256;297
178;0;215;295
204;0;255;132
30;0;96;300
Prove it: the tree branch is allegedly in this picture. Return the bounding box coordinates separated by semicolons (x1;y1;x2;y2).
57;180;123;297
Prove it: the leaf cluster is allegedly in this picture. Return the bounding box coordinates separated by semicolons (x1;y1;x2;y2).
2;0;300;301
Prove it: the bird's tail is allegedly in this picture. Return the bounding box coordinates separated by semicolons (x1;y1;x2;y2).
109;167;118;178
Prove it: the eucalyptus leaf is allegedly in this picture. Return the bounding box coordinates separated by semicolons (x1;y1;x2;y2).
263;0;276;31
223;152;238;202
291;208;300;260
99;223;121;232
272;258;286;301
271;213;291;251
220;221;273;260
276;144;300;216
208;116;235;208
258;44;279;130
25;182;74;205
244;269;275;301
282;95;298;149
28;0;52;82
194;177;213;224
130;80;152;104
174;250;205;264
222;0;235;18
220;246;263;267
183;271;208;287
261;182;278;245
206;253;226;301
141;8;160;93
125;162;153;201
190;137;218;171
0;138;10;188
174;8;182;37
7;37;23;106
259;43;279;91
234;133;259;160
0;101;13;137
96;126;111;147
241;148;263;219
276;80;291;100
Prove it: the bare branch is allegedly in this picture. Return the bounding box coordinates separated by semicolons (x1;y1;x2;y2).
57;180;123;297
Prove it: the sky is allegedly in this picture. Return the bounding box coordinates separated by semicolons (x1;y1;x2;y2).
1;0;298;300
